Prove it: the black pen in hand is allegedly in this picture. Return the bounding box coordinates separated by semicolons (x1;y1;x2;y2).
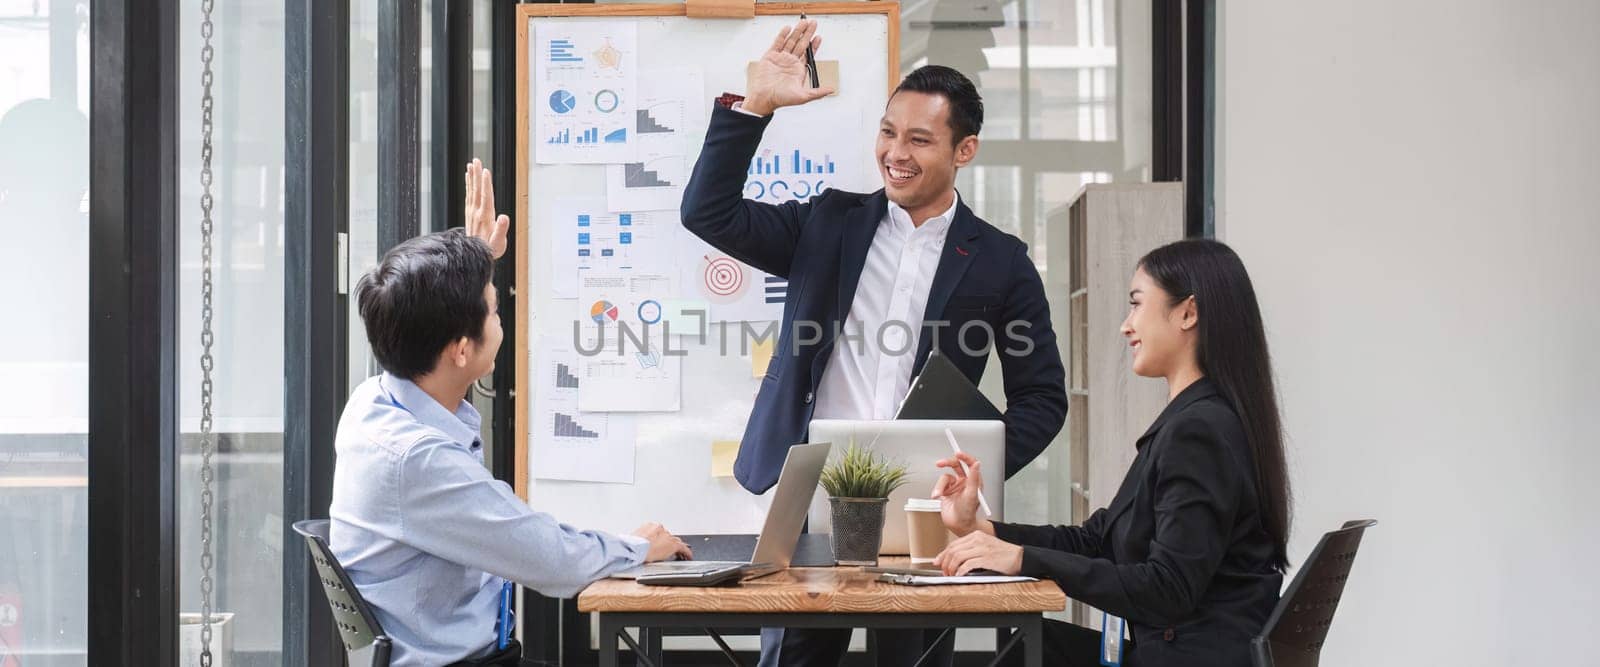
802;13;820;89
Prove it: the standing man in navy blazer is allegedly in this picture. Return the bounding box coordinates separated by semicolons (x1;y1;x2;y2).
680;19;1067;667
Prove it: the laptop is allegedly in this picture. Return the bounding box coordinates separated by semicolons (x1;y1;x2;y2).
612;441;831;579
895;350;1003;421
806;420;1004;555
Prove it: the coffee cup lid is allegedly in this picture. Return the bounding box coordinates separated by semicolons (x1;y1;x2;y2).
905;498;942;511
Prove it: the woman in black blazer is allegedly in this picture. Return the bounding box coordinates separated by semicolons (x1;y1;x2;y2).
931;239;1292;667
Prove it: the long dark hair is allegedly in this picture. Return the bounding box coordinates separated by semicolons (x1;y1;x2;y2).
1138;239;1292;571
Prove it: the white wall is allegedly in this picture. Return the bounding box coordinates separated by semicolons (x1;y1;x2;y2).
1216;1;1600;663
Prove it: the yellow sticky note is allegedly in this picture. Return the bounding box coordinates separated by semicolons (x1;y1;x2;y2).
750;338;775;378
746;60;840;98
711;441;740;478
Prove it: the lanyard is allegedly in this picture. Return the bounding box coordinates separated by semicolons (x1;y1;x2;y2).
496;581;515;649
1100;613;1125;666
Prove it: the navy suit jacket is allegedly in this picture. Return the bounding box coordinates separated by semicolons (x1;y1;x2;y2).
681;106;1068;494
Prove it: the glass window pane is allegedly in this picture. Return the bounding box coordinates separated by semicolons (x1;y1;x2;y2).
1028;0;1121;143
351;0;382;389
177;0;286;662
470;1;496;457
420;0;434;233
903;0;1153;537
957;165;1023;238
0;0;90;662
903;0;1024;140
472;2;493;171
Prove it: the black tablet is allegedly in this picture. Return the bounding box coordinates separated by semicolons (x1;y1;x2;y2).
896;351;1003;421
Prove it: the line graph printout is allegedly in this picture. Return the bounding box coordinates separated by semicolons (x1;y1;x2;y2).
606;68;705;211
535;22;637;164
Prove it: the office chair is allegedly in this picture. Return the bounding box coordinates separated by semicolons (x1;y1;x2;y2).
292;519;393;667
1250;519;1378;667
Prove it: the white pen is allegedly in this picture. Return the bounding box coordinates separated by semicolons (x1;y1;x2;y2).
942;428;992;517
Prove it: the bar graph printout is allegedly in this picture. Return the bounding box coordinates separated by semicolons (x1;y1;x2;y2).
606;68;706;212
535;22;638;164
738;109;865;205
531;337;637;483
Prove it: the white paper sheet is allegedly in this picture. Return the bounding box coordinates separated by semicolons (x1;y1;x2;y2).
742;117;856;207
534;22;638;164
531;339;638;484
605;68;707;212
664;117;860;322
676;231;786;323
576;270;677;331
575;327;682;412
550;198;678;299
881;575;1039;586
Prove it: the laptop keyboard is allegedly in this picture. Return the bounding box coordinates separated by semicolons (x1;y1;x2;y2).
611;533;837;578
625;560;747;577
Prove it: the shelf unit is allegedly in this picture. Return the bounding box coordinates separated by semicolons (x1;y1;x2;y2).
1061;182;1184;625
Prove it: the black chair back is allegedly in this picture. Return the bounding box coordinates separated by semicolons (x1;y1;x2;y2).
1250;519;1377;667
292;519;393;667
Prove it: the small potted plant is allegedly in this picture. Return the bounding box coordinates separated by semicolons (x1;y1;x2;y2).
819;443;909;565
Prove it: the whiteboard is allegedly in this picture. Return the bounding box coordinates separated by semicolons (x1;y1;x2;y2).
514;4;899;536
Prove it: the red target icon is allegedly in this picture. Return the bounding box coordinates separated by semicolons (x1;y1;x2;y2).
703;255;746;297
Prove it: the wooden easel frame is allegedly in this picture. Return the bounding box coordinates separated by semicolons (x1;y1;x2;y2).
514;2;900;499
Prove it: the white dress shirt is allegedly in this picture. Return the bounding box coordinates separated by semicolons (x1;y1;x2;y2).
813;193;959;421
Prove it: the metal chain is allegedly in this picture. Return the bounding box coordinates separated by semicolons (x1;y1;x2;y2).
198;0;218;664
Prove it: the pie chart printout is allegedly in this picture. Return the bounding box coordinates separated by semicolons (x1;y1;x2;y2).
589;300;620;324
549;89;576;114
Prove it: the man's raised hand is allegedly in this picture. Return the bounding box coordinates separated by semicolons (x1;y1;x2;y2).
464;158;509;260
741;19;834;117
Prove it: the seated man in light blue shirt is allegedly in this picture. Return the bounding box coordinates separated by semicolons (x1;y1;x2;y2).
331;161;691;666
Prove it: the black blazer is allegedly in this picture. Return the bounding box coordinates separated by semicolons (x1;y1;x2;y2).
992;379;1282;667
680;106;1068;493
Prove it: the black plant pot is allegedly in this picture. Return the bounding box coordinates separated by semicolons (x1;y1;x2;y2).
829;497;889;565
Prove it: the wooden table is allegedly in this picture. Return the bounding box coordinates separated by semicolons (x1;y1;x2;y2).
578;558;1066;667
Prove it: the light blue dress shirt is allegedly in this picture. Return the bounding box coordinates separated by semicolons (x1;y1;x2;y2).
330;373;648;666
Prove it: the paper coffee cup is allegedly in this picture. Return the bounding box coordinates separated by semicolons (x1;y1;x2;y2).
905;498;951;564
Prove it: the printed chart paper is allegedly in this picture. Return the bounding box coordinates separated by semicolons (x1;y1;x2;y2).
575;326;682;413
534;22;638;164
677;231;786;324
576;270;677;332
606;68;707;212
531;339;637;484
550;198;677;299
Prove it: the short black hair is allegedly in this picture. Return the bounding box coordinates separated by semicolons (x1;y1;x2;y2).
355;228;494;379
892;65;984;145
